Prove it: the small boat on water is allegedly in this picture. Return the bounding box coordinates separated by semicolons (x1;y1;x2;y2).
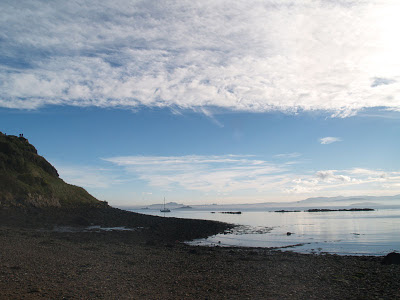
160;197;171;213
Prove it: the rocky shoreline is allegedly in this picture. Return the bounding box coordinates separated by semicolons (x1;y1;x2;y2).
1;208;399;299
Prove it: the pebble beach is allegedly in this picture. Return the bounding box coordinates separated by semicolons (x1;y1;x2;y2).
0;208;399;299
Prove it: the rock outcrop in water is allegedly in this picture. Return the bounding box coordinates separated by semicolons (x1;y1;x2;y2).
306;208;374;212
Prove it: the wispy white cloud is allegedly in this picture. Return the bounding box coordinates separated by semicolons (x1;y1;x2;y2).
316;170;352;182
348;168;386;177
54;163;122;189
102;155;400;198
320;137;342;144
286;168;400;195
274;152;302;159
103;155;288;193
1;1;400;116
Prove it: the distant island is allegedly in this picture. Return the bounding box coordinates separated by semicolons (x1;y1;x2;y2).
125;193;400;212
175;205;193;210
306;208;374;212
274;208;375;213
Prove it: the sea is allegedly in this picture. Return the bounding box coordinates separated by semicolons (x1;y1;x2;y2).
129;208;400;256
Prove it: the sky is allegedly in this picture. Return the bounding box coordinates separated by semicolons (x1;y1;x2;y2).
1;0;400;206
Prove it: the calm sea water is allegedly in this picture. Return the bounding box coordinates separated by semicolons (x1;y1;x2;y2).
129;208;400;256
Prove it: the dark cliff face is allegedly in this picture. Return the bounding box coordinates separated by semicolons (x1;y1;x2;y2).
0;132;105;208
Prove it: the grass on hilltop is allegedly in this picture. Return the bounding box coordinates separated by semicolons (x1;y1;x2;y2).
0;132;105;209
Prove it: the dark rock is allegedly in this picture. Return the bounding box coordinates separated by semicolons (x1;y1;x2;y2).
307;208;374;212
73;216;90;226
382;252;400;265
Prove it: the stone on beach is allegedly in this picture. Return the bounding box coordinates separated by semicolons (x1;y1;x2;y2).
382;252;400;265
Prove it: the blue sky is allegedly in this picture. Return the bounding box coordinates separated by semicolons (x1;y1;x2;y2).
1;1;400;206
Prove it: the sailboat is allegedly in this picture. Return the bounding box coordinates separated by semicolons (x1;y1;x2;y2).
160;197;171;213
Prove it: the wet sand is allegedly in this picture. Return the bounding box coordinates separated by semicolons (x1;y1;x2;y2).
0;207;399;299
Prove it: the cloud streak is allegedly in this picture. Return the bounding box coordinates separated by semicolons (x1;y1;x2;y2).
1;1;400;116
103;155;288;193
286;168;400;195
55;164;121;189
102;155;400;198
320;137;342;144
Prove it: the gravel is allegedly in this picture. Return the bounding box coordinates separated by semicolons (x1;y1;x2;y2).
1;225;399;299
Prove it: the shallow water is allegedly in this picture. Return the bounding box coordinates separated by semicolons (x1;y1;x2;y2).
49;225;141;233
129;208;400;256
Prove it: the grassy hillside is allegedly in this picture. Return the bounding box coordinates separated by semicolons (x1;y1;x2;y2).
0;132;106;208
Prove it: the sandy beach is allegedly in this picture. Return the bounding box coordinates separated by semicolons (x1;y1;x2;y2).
0;208;399;299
